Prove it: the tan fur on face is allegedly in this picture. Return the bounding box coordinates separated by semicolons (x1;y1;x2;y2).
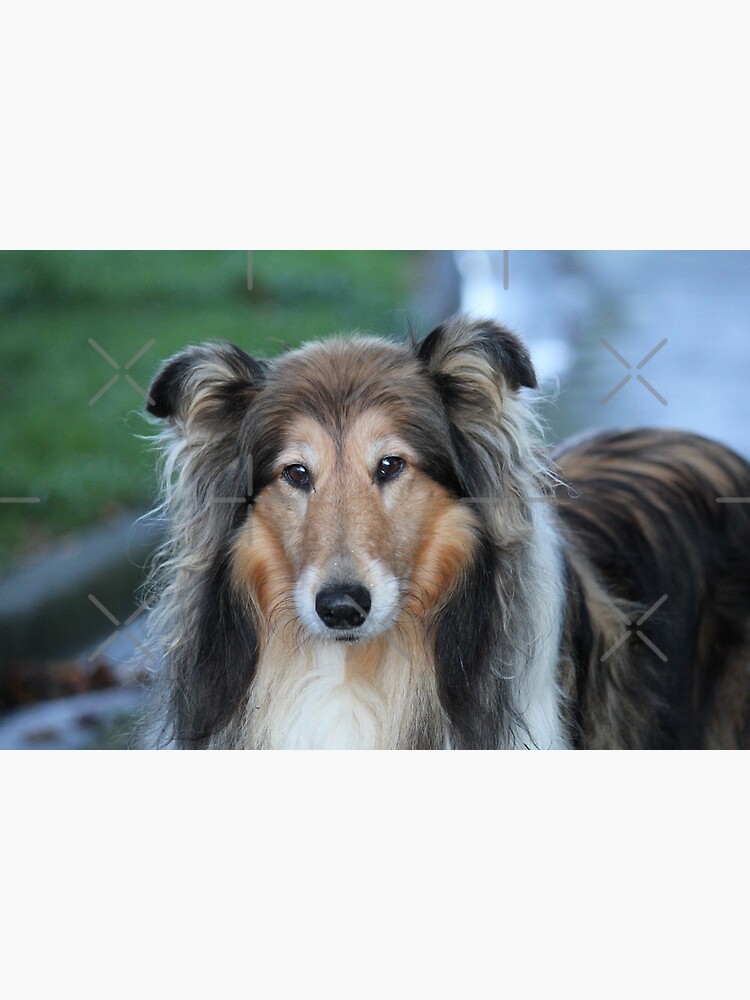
403;499;479;620
232;408;479;636
231;509;297;651
222;405;480;747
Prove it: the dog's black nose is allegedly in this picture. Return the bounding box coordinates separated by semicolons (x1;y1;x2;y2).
315;584;372;630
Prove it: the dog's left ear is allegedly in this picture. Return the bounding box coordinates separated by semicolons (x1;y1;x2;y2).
417;317;536;393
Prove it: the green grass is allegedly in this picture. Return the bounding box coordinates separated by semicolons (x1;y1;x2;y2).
0;251;422;567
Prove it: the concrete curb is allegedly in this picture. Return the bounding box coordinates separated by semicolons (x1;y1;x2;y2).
0;686;146;750
0;511;164;675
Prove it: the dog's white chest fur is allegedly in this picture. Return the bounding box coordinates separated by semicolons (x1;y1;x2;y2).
260;645;383;750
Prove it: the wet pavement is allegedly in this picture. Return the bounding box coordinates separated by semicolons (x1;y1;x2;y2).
457;251;750;458
0;616;149;750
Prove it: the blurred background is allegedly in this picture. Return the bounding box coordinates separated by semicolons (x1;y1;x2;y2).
1;250;748;748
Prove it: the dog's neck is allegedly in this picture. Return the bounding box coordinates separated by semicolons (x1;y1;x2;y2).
237;629;448;750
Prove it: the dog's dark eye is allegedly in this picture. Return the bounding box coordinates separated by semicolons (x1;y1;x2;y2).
283;464;311;490
376;456;405;483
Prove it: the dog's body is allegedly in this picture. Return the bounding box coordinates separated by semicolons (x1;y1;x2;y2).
142;318;750;749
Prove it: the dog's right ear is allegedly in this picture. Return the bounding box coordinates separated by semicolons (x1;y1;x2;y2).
146;342;266;427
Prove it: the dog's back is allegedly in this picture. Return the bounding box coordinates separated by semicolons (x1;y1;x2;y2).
553;429;750;749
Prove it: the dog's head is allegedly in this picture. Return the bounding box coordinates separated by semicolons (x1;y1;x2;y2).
148;318;537;745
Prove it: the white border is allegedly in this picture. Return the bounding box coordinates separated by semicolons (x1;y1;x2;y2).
2;5;748;247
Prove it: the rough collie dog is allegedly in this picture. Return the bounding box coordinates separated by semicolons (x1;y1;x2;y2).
142;318;750;749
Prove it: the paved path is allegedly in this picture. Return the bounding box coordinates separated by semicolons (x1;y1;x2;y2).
0;614;149;750
457;251;750;458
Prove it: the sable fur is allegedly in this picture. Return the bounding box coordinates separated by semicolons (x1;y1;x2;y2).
553;430;750;748
140;317;750;749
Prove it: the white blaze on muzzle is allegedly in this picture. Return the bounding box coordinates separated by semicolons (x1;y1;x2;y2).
294;559;401;640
